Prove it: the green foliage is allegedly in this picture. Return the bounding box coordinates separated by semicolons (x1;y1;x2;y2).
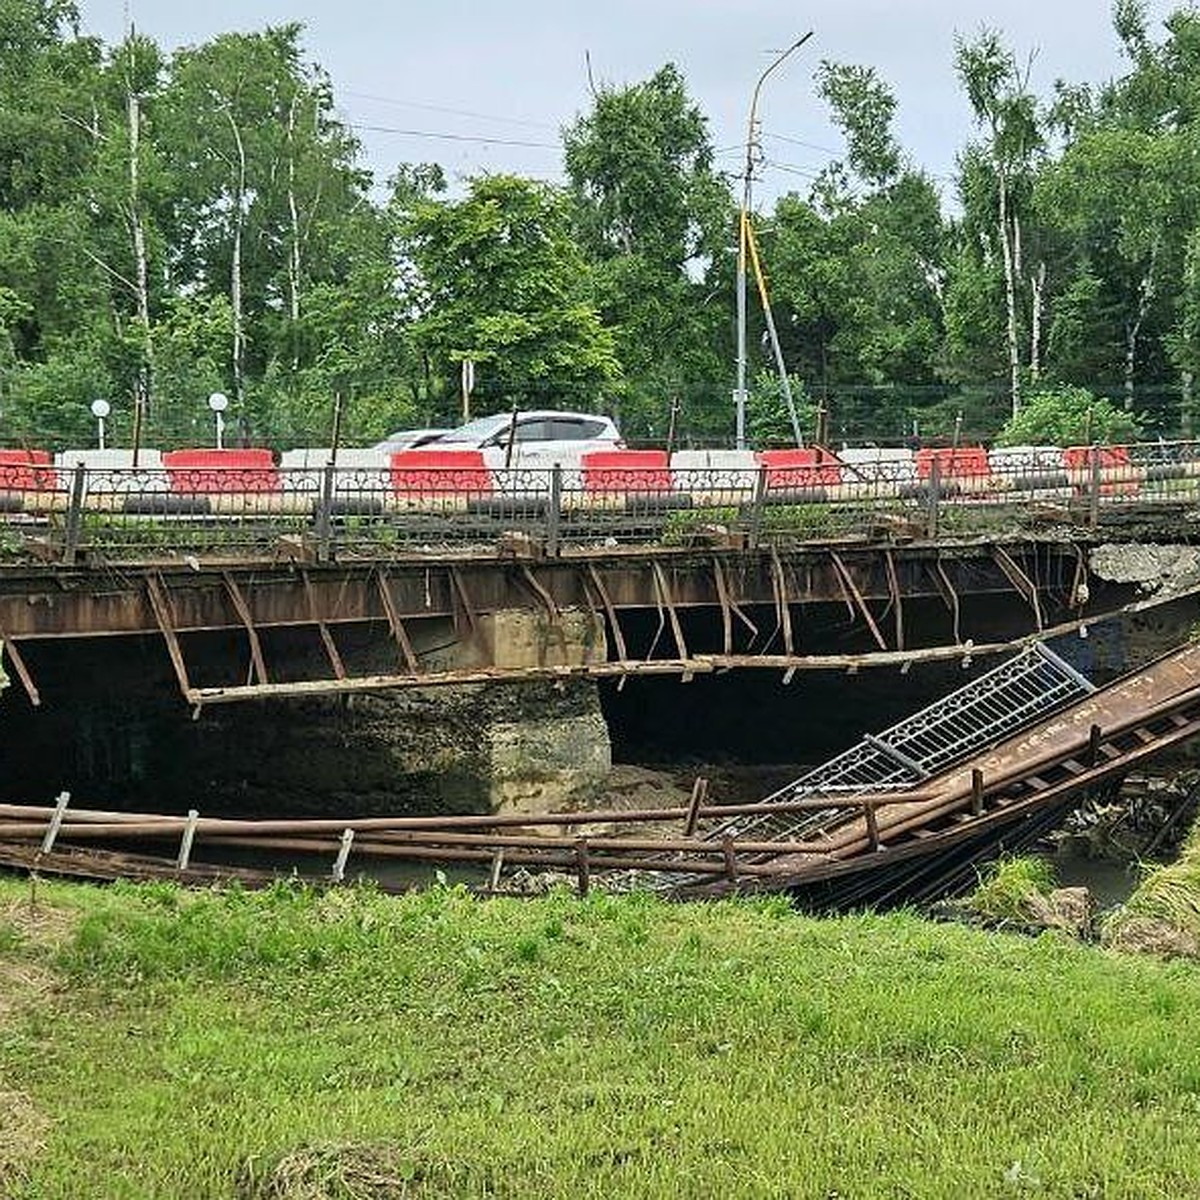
5;12;1200;449
403;175;620;410
817;60;902;188
563;64;732;438
967;856;1056;923
995;385;1142;446
1119;856;1200;940
746;370;817;446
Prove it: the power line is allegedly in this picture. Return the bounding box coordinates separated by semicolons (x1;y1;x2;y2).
342;91;560;132
761;158;823;180
348;122;561;150
763;129;842;157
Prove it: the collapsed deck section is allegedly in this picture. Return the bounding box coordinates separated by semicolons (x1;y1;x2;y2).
661;639;1200;901
712;643;1096;846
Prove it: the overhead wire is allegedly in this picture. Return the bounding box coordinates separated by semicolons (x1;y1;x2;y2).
345;122;560;150
341;91;559;131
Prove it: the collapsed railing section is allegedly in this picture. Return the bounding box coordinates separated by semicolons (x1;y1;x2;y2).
0;792;927;894
3;438;1200;562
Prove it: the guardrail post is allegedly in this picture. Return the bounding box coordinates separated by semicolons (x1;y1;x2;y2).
926;455;941;539
574;836;590;897
748;465;768;549
332;827;355;883
62;463;86;565
1088;448;1101;530
39;791;70;856
316;463;335;562
176;809;200;871
546;464;562;557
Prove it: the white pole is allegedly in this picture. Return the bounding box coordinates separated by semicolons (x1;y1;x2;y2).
735;33;813;450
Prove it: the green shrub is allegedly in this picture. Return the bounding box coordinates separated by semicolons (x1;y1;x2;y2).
995;386;1141;447
966;855;1056;923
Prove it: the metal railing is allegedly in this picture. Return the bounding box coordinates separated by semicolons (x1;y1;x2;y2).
610;642;1097;893
1;440;1199;563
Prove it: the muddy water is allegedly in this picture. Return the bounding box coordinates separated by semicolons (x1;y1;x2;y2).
1050;845;1142;909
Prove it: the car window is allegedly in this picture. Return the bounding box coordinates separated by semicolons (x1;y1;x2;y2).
512;419;552;442
549;418;608;440
440;414;511;443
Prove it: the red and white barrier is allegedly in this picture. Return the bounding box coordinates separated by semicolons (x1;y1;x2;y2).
389;449;492;502
582;450;673;493
758;448;842;490
0;449;56;492
835;447;916;484
915;446;990;480
279;448;390;494
669;449;758;493
163;449;280;493
56;449;166;494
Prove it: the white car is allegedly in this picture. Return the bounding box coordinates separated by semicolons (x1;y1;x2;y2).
373;427;452;454
433;409;623;477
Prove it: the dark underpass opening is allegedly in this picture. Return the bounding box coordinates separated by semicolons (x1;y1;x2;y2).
0;580;1147;821
598;593;1113;765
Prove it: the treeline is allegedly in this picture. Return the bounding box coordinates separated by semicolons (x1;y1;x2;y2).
1;0;1198;449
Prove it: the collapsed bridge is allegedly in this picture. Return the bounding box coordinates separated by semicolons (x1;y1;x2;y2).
4;631;1200;907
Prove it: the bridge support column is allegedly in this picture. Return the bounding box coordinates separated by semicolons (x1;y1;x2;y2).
470;608;611;814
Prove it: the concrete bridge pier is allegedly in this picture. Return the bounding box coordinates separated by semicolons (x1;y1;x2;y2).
0;607;612;820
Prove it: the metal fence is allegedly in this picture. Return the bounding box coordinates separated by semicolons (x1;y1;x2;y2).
3;441;1200;564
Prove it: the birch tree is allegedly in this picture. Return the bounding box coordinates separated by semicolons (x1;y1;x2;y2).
955;32;1043;416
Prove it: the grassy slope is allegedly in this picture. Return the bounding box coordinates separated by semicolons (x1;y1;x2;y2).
3;879;1200;1199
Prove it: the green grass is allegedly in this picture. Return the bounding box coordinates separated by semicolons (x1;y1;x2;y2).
965;855;1057;925
1105;823;1200;956
5;878;1200;1198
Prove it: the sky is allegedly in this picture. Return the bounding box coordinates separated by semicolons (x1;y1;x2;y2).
75;0;1181;210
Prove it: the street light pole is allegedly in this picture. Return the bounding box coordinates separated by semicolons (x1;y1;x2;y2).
90;399;110;451
208;392;229;450
735;32;813;450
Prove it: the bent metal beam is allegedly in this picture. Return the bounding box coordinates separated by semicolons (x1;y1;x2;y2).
0;542;1085;641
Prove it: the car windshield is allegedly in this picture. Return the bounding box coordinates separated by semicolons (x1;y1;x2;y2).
437;414;515;444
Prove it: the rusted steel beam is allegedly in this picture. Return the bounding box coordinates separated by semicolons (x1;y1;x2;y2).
586;562;629;681
885;549;904;651
697;706;1200;897
222;571;269;685
770;548;795;658
992;543;1044;631
520;565;560;624
652;562;690;666
831;550;888;651
178;610;1101;705
930;556;963;645
0;544;1076;641
302;569;346;680
376;569;420;674
145;575;192;702
0;789;936;836
713;558;734;655
0;621;40;707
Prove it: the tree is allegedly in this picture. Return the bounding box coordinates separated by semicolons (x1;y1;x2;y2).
955;31;1044;415
995;384;1141;445
816;61;901;190
159;25;368;439
402;175;620;412
563;64;732;436
765;61;945;440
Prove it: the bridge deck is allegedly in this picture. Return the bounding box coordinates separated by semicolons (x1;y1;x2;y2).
667;639;1200;902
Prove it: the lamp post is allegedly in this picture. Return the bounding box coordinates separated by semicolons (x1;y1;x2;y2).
735;33;813;450
208;391;229;450
90;398;110;451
